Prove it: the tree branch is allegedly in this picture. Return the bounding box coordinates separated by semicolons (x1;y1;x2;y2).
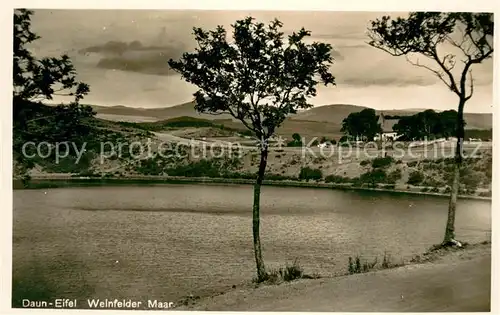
445;33;470;63
459;48;492;98
465;70;474;101
430;48;460;95
226;105;258;135
365;40;406;57
405;56;456;92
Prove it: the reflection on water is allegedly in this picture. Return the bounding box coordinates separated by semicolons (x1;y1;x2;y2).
13;184;491;304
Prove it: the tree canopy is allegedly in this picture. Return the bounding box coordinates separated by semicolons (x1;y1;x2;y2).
392;109;464;140
340;108;382;141
168;17;336;147
13;9;94;177
368;13;493;110
14;9;90;103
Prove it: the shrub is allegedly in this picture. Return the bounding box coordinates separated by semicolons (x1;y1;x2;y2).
408;171;424;185
351;177;362;187
325;175;350;183
479;191;492;197
313;157;326;163
443;158;455;164
348;256;378;274
395;159;403;164
165;158;241;178
137;158;164;175
422;162;441;171
360;159;371;166
347;252;400;275
387;169;402;183
407;161;418;167
256;259;311;284
360;169;387;186
372;156;394;168
299;167;323;181
460;169;482;192
279;260;304;281
422;177;445;187
381;252;394;269
260;269;281;284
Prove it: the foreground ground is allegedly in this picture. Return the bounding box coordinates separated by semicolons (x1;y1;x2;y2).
180;243;490;312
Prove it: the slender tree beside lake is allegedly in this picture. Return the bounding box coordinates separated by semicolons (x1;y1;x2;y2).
367;12;493;246
168;17;336;281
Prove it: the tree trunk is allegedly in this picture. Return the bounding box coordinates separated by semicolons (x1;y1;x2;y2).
253;147;268;281
443;99;465;245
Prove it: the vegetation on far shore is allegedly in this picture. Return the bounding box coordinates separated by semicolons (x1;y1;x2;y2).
17;143;492;198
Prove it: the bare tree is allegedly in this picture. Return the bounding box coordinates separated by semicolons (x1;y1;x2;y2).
367;12;493;246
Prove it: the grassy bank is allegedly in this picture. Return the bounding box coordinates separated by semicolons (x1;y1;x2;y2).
14;176;492;201
176;241;491;311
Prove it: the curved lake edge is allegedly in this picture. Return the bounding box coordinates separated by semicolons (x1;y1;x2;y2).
13;176;492;201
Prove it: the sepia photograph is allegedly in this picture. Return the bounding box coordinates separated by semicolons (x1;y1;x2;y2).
8;3;496;312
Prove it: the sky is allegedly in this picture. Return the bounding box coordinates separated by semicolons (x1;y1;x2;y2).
28;10;494;113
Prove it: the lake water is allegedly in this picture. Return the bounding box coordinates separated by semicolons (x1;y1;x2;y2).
12;184;491;305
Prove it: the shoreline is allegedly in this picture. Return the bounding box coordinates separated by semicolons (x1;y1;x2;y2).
13;175;492;201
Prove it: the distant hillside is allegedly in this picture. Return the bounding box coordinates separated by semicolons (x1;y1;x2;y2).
92;102;492;138
293;105;492;131
291;104;371;122
92;102;235;121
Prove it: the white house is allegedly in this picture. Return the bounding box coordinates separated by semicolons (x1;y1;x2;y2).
374;131;400;142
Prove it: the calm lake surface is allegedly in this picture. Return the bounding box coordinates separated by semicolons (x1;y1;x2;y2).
13;184;491;304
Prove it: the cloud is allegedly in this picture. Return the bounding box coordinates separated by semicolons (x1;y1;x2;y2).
78;33;188;75
95;51;179;75
30;9;493;99
83;37;345;74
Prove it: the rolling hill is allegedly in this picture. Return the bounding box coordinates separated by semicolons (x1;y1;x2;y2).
92;102;492;139
92;101;235;122
292;105;492;131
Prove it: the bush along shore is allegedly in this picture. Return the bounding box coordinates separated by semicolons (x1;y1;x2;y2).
14;151;492;200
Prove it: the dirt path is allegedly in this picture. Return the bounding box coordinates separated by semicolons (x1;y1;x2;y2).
183;245;490;312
